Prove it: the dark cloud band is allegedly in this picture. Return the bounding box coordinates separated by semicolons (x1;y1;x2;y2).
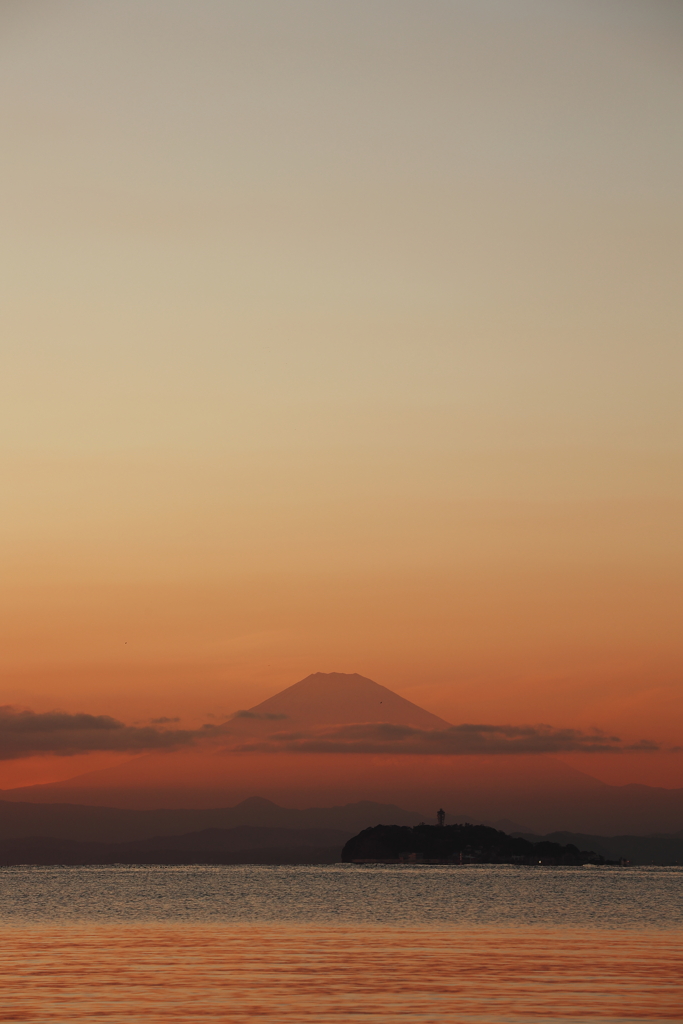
229;721;659;756
0;706;195;760
0;707;658;760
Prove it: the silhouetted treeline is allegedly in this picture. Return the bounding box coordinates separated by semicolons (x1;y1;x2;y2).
342;823;601;864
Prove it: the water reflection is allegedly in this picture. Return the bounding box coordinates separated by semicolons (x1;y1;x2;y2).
0;866;680;1022
0;923;679;1022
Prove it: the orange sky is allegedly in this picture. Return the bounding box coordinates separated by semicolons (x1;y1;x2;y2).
1;1;681;793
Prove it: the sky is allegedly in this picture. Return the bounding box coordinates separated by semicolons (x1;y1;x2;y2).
1;0;682;791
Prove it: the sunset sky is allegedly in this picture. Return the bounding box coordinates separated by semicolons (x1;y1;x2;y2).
1;0;681;792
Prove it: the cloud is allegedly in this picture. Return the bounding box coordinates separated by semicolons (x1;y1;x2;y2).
0;707;659;760
228;722;660;756
0;706;196;760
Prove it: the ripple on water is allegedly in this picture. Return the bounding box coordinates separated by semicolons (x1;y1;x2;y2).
0;866;680;1022
0;863;681;929
0;922;680;1023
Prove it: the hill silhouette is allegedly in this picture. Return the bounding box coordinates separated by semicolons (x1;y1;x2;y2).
0;796;431;842
515;829;683;866
341;823;598;865
0;825;350;866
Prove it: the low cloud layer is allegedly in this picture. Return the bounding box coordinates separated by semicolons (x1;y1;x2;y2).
0;707;659;760
0;707;196;760
229;722;659;756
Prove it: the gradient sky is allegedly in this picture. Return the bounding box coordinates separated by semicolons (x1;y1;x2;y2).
1;0;682;789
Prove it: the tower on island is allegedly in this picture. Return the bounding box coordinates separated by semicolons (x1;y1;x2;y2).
437;808;445;827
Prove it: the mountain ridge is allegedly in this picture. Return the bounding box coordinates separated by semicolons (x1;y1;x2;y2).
0;824;350;866
0;796;429;843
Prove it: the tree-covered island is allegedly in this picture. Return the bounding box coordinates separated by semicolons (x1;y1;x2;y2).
342;823;602;865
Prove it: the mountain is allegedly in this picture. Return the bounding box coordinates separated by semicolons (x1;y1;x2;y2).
244;672;451;729
2;672;681;834
4;748;681;834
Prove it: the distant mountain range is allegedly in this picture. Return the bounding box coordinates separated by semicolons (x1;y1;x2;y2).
0;825;349;867
515;830;683;866
0;802;680;865
1;795;681;864
2;673;681;835
0;796;426;843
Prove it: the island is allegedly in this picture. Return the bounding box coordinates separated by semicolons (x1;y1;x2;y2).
341;823;602;865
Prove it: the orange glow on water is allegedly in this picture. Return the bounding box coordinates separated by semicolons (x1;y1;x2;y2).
0;924;679;1023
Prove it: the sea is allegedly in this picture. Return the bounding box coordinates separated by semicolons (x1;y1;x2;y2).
0;864;680;1023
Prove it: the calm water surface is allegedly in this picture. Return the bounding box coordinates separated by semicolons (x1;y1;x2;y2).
0;865;680;1022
